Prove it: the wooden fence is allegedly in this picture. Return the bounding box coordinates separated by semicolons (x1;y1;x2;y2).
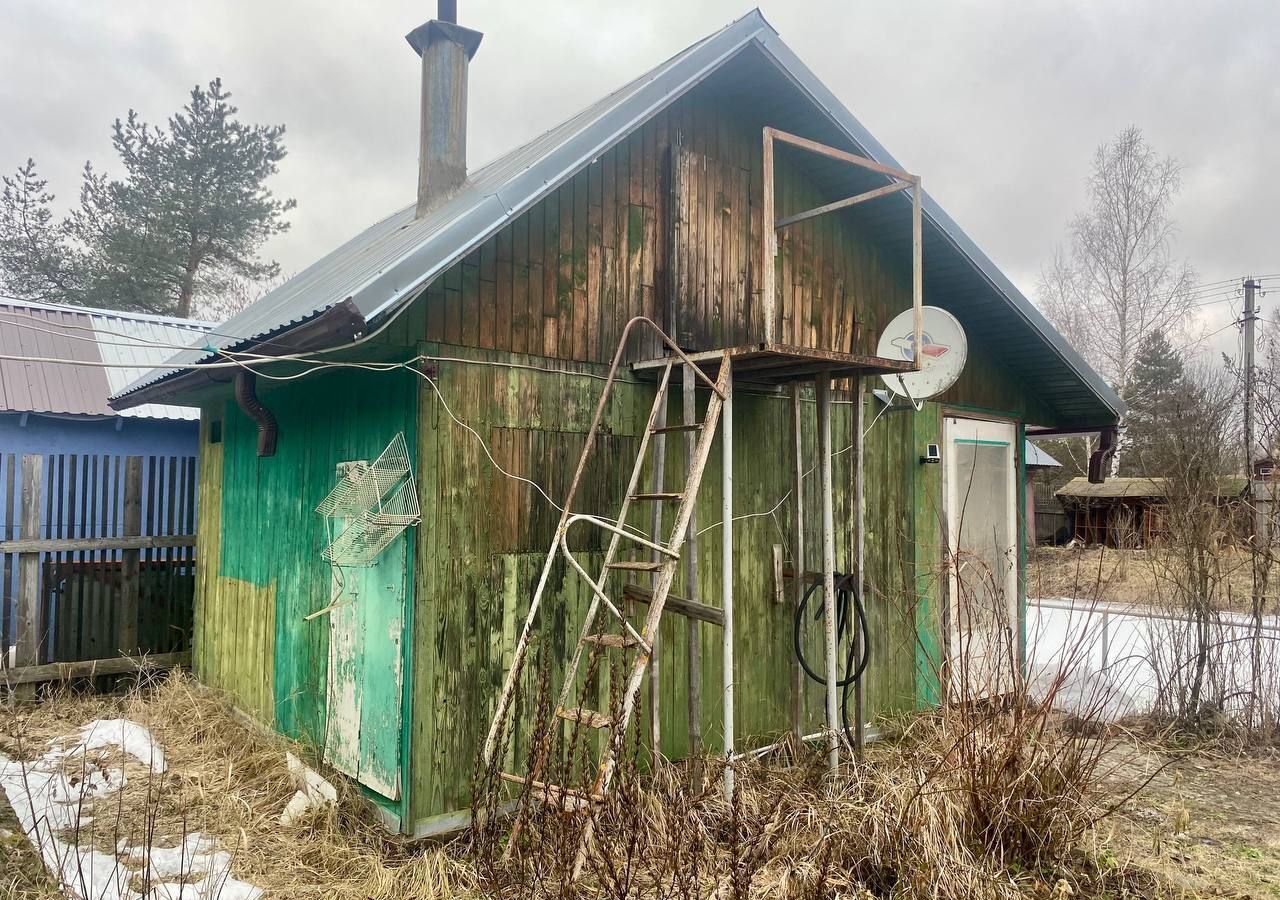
0;452;197;687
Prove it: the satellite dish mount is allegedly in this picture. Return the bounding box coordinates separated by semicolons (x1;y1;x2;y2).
875;306;968;410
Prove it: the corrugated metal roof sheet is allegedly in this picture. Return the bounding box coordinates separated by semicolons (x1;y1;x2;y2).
1056;476;1247;500
0;298;212;420
1025;442;1062;468
114;8;1122;426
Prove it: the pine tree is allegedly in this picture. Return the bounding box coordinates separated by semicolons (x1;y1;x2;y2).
1122;329;1188;475
0;79;294;317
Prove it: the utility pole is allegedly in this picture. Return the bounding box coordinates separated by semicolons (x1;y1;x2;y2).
1244;276;1259;483
1243;276;1265;726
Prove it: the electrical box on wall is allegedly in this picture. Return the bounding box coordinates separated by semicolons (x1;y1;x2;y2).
920;443;941;464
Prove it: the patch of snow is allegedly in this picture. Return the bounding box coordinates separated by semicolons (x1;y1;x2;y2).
62;719;167;773
0;719;261;900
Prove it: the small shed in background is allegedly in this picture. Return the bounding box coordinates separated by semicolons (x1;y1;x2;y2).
1055;476;1248;546
1024;441;1063;544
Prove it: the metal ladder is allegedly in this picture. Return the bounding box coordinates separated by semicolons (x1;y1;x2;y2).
479;317;730;877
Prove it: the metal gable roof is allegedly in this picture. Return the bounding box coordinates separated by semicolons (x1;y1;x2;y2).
114;9;1121;425
0;298;212;420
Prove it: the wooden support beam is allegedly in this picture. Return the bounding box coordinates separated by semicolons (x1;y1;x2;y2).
761;128;777;344
15;455;42;684
766;126;917;183
815;373;840;773
119;457;143;655
0;534;195;554
775;180;913;230
2;651;190;687
621;583;725;627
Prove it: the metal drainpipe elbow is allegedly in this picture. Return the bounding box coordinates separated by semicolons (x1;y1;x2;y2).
1087;426;1117;484
234;370;278;457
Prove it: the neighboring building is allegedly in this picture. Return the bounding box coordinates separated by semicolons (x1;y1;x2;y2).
0;298;211;458
1056;476;1248;546
1024;441;1064;545
1;298;212;663
112;10;1122;836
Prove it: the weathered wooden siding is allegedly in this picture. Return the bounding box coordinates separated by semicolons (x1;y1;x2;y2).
385;88;922;371
193;414;275;720
193;369;418;756
408;348;922;825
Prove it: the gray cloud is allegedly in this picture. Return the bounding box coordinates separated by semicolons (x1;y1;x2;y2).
3;0;1275;363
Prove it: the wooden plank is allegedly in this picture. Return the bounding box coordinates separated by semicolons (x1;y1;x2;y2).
119;457;142;655
761;129;775;344
766;127;916;182
621;582;724;627
775;180;913;230
2;454;14;656
15;454;42;672
0;534;196;554
2;651;191;687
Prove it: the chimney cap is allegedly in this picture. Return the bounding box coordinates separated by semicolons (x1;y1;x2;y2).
406;19;483;59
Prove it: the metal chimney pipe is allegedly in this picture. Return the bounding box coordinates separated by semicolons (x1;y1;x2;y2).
405;6;482;217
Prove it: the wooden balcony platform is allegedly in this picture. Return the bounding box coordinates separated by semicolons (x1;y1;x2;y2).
632;342;914;385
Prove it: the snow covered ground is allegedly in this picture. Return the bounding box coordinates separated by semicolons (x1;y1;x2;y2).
0;719;261;900
1027;598;1280;721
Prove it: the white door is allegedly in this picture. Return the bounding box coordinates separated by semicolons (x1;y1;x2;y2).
944;417;1018;699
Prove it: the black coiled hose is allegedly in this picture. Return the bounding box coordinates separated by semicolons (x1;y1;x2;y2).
793;571;869;749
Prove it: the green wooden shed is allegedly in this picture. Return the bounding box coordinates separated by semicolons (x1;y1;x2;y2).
113;8;1122;837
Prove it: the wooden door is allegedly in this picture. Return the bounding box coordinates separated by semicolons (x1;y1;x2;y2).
944;417;1018;698
323;487;407;801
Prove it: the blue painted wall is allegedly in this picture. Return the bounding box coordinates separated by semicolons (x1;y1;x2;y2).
1;412;200;661
0;412;198;461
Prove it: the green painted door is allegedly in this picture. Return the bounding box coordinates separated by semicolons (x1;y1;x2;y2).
324;523;407;801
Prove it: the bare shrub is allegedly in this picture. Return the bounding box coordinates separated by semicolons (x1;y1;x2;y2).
477;558;1152;899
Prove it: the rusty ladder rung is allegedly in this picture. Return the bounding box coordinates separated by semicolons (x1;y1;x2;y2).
556;706;613;729
650;422;702;434
583;633;642;649
605;560;665;572
630;492;683;502
499;772;601;811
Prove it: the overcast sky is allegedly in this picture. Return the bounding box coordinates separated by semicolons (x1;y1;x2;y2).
3;0;1276;363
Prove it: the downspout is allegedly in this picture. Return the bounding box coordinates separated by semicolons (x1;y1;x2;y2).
1087;427;1117;484
234;370;278;457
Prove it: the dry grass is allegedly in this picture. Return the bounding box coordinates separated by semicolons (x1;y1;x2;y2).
0;673;477;899
0;670;1212;900
1103;742;1280;898
1029;545;1276;612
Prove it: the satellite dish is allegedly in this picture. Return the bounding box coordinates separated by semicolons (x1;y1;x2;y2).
875;306;968;403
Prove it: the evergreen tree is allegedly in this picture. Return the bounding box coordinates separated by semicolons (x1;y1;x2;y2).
1122;329;1189;475
0;79;293;317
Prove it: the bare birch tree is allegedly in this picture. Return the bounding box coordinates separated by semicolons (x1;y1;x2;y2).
1038;126;1196;473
